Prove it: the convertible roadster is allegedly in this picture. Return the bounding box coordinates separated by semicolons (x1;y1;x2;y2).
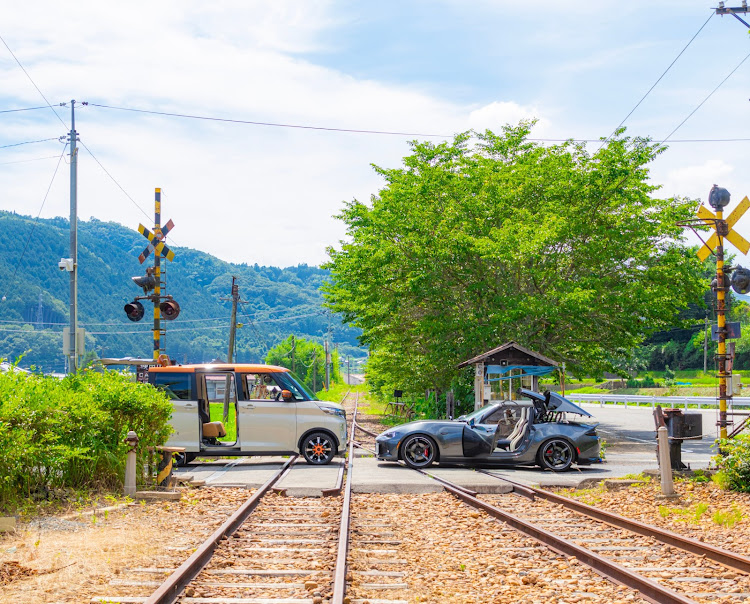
375;389;601;471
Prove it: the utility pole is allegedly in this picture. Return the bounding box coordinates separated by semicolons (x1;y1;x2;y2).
347;355;350;385
324;338;330;390
227;276;239;363
291;334;296;374
67;100;79;373
221;276;244;425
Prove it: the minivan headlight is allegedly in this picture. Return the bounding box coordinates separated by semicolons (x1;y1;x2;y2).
317;405;346;418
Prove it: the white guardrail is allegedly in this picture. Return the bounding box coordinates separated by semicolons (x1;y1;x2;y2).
564;392;750;410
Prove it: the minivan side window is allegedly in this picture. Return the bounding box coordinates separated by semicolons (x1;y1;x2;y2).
245;373;282;400
152;373;193;400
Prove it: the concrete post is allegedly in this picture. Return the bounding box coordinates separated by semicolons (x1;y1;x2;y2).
657;426;675;496
124;430;139;496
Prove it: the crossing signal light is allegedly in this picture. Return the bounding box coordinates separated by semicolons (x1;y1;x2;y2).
731;266;750;294
124;300;145;322
160;299;180;320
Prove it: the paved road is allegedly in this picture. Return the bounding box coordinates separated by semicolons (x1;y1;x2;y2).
174;403;718;495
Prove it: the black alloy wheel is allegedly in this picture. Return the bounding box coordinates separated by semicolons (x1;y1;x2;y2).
538;439;574;472
302;432;335;465
401;434;437;469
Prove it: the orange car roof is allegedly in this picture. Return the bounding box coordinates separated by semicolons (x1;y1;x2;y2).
149;363;289;373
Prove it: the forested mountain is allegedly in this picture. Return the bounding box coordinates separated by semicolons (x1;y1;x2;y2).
0;211;364;373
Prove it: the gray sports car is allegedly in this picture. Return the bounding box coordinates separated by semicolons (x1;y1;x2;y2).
375;389;601;471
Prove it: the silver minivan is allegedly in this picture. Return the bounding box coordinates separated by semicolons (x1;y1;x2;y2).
148;363;347;465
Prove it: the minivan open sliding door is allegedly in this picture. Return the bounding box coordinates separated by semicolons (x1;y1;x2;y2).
197;370;240;450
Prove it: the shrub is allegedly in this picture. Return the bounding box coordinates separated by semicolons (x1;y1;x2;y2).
0;367;172;510
713;435;750;493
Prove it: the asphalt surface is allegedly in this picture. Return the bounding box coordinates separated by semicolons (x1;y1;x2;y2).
174;403;719;495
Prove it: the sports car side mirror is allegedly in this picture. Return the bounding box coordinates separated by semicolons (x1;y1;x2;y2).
281;389;293;401
468;418;475;427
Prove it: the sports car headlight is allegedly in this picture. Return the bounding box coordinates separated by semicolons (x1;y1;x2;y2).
317;405;346;418
381;430;399;439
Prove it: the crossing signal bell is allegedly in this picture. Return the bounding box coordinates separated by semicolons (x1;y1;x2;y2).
132;271;156;294
124;300;145;322
160;299;180;320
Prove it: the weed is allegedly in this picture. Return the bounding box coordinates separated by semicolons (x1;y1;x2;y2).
712;506;743;528
658;505;671;518
599;439;608;460
459;564;466;571
693;502;709;522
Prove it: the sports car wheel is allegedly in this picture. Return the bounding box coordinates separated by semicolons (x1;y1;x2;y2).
538;439;574;472
302;432;335;465
401;435;437;469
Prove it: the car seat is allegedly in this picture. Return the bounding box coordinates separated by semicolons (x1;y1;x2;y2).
508;408;530;451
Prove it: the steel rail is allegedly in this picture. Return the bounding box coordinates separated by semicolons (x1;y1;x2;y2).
143;455;297;604
430;475;698;604
478;470;750;575
331;391;358;604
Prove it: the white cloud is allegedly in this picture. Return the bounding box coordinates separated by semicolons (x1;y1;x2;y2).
0;1;552;267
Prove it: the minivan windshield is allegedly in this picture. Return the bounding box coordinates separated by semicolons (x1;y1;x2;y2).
276;371;319;401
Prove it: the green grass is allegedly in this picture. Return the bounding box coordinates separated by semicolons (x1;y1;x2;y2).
209;402;237;442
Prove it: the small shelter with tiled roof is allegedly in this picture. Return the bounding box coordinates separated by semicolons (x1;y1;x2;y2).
457;341;559;410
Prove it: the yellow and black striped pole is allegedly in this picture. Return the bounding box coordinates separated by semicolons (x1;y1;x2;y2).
716;208;728;439
154;188;161;361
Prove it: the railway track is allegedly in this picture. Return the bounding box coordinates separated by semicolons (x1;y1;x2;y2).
89;391;750;603
411;467;750;603
91;390;411;604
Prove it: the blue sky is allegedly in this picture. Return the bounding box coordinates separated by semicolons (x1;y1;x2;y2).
2;1;750;267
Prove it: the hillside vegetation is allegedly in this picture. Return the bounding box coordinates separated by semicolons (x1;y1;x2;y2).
0;211;363;372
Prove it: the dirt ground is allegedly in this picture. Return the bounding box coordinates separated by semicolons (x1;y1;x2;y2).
0;478;749;603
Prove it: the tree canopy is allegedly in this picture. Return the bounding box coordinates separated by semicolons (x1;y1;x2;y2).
324;124;707;396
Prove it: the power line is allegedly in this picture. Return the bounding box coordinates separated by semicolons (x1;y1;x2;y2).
0;155;61;166
77;139;154;223
661;49;750;143
0;105;52;114
0;34;68;130
600;11;714;150
86;101;750;145
88;102;452;138
0;137;60;149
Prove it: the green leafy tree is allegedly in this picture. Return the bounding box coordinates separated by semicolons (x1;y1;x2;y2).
265;335;341;391
324;124;706;397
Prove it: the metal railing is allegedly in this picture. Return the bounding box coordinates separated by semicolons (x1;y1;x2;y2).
564;392;750;410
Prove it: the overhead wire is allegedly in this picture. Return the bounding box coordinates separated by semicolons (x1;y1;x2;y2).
77;139;154;223
0;105;52;114
0;155;61;166
660;49;750;143
599;11;715;150
0;137;60;149
0;33;68;130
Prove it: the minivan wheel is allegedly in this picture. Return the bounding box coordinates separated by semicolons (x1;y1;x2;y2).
301;432;335;465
